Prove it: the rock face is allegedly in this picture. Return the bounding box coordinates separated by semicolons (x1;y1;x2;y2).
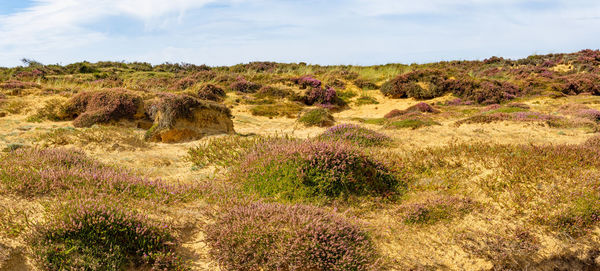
144;93;234;143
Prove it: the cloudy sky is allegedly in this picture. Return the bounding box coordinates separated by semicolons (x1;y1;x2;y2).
0;0;599;67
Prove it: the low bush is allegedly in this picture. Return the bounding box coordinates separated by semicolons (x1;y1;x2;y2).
555;73;600;95
355;95;379;106
236;140;400;202
250;102;303;118
292;75;322;89
29;98;70;121
0;148;195;202
64;89;143;127
384;102;439;119
380;69;447;99
206;201;379;271
336;90;358;104
229;77;261;93
353;78;378;90
303;86;344;108
31;201;185;270
318;124;391;147
197;84;226;102
298;108;335;127
0;80;40;90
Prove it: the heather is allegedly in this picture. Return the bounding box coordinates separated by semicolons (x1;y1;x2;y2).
236;139;401;202
0;148;196;202
64;89;143;127
197;83;226;102
31;201;186;270
205;201;379;271
318;124;391;147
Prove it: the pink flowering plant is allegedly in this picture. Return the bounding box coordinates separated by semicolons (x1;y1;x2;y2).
0;148;197;203
236;139;401;202
31;200;186;270
206;201;379;271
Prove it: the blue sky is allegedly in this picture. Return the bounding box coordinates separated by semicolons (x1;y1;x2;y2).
0;0;599;67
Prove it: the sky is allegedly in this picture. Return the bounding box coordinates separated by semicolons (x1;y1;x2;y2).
0;0;599;67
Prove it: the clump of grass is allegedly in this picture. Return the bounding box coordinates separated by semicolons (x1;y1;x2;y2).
255;85;294;99
250;102;303;118
2;100;28;114
186;135;270;169
318;124;391;147
353;78;378;90
400;195;474;224
37;126;147;150
206;201;379;271
31;201;186;270
28;97;70;121
551;193;600;236
64;89;143;127
336;89;358;104
355;95;378;106
386;117;440;129
197;83;225;102
0;148;196;202
298;108;335;127
236;139;401;202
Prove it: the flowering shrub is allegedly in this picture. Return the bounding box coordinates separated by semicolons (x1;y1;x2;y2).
197;84;226;102
293;75;322;89
459;80;521;105
31;201;185;270
229;76;261;93
206;201;379;271
584;135;600;149
0;148;196;202
319;124;391;147
556;73;600;95
0;80;41;90
298;108;335;127
303;86;343;107
255;85;294;99
237;140;400;202
172;77;196;90
380;69;447;99
65;89;142;127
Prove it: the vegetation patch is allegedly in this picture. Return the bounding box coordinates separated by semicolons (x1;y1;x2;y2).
235;139;401;202
318;124;391;147
197;83;226;102
206;201;379;271
355;95;379;106
0;148;196;202
250;102;303;118
31;201;185;270
229;76;261;93
386;115;440;129
65;89;143;127
298;108;335;127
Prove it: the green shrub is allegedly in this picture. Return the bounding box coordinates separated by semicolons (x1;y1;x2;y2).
355;95;379;106
236;140;401;202
387;118;440;129
31;201;186;270
298;108;335;127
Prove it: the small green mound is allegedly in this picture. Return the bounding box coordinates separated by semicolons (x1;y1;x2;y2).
355;95;379;106
31;202;186;270
206;201;379;271
387;118;440;129
298;108;335;127
236;140;401;202
318;124;391;147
